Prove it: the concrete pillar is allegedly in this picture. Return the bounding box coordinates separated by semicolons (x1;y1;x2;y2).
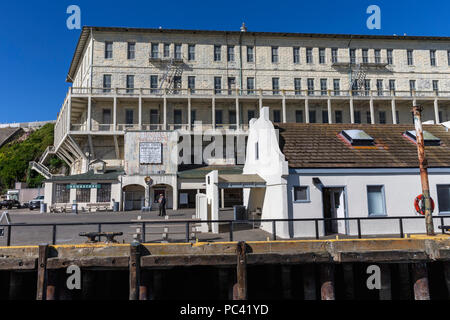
391;99;397;124
434;98;440;124
67;92;72;132
212;97;216;129
305;99;310;123
221;189;225;209
369;98;375;124
163;94;167;130
113;96;117;130
327;98;332;124
349;98;355;124
138;94;143;129
236;95;240;129
259;89;263;111
282;91;287;123
172;183;178;211
87;96;92;131
188;95;192;131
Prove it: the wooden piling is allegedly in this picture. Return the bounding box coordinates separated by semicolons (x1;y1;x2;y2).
233;241;247;300
320;264;335;300
379;264;392;300
46;270;58;300
139;271;150;300
218;268;231;300
398;263;412;300
342;263;355;300
129;241;141;300
302;264;316;300
36;244;49;300
411;262;430;300
281;266;292;299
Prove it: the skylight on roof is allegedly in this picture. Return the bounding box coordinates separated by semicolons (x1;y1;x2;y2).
404;130;441;146
340;130;374;146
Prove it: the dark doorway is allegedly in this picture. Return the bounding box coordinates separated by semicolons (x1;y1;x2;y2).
322;187;346;235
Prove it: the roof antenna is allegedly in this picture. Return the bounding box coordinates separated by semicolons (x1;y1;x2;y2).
240;22;247;32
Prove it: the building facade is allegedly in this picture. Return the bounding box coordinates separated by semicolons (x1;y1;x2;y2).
39;25;450;212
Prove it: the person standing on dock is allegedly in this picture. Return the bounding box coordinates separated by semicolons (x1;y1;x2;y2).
158;194;167;217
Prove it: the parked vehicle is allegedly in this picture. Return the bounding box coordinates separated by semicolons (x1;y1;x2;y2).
29;195;44;210
0;197;22;209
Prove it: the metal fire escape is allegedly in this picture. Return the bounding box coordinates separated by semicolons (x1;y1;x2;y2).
158;58;184;94
350;63;367;91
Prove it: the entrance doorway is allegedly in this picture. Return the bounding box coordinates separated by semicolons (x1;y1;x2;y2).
123;185;145;211
322;187;347;236
153;189;166;205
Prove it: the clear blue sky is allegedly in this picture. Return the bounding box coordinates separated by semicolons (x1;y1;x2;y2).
0;0;449;123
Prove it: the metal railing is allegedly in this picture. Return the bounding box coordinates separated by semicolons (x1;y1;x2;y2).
0;215;449;247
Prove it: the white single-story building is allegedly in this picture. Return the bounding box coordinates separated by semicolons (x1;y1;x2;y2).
208;107;450;239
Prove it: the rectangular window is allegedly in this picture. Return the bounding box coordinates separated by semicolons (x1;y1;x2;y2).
76;186;91;203
396;111;400;124
293;47;300;64
410;80;416;95
273;110;281;123
379;111;386;124
362;49;369;63
366;111;371;124
322;110;329;124
272;78;280;95
248;110;256;123
55;184;70;203
320;79;327;96
387;49;393;65
105;42;113;59
214;45;221;61
374;49;381;64
309;110;316;123
97;184;111;203
437;185;450;214
333;79;340;96
125;109;134;125
349;49;356;64
102;109;111;124
364;79;371;96
319;48;325;64
331;48;338;63
190;110;196;125
407;50;414;65
229;110;236;127
271;47;279;63
354;111;361;124
439;111;443;123
367;185;386;216
227;46;235;62
306;48;313;63
174;109;182;125
150;75;158;93
127;42;136;59
247;46;254;62
295;110;303;123
163;43;170;57
188;76;196;94
433;80;439;94
150;109;159;127
174;44;182;59
247;77;255;95
173;76;181;94
389;80;396;95
228;77;236;95
293;186;309;202
214;77;222;94
151;43;159;59
294;78;301;95
215;110;223;125
103;74;112;93
376;79;383;96
188;44;195;61
430;50;436;66
126;75;134;93
307;78;314;96
335;110;343;123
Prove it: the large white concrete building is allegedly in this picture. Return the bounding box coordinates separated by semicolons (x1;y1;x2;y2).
37;25;450;214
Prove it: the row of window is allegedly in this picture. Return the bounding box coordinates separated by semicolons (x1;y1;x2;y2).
103;74;442;96
104;41;450;66
54;184;112;203
293;184;450;215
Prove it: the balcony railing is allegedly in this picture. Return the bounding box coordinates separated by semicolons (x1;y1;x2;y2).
69;123;249;133
70;87;448;99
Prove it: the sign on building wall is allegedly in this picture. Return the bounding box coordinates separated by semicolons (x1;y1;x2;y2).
66;184;101;189
140;142;162;164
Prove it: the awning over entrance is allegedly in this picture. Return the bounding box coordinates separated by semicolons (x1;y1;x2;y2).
218;174;266;189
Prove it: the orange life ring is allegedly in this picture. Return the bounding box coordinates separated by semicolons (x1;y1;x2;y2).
414;194;435;215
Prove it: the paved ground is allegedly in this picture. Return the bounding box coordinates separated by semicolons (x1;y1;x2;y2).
0;208;273;246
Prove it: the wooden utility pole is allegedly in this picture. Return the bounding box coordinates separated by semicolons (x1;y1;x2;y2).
412;106;435;236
